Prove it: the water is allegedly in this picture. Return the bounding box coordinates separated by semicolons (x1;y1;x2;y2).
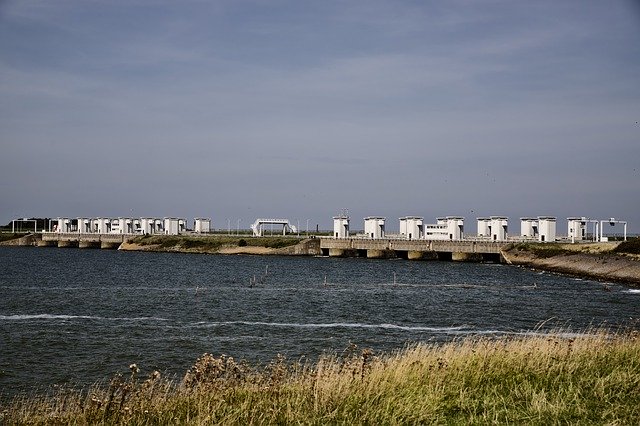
1;246;639;398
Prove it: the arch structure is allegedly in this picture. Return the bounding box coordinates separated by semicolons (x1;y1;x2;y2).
250;218;297;237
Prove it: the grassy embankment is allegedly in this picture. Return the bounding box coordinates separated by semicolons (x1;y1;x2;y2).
509;238;640;258
3;331;640;424
127;235;301;252
503;239;640;285
0;233;29;243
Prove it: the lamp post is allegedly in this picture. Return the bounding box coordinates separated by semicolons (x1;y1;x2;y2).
306;219;310;236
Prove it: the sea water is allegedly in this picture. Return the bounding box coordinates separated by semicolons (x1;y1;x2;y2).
1;246;638;398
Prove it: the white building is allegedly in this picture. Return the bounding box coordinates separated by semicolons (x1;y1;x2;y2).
139;218;155;234
477;217;491;237
109;218;120;234
333;215;350;239
399;216;423;240
363;217;385;239
77;218;91;233
489;216;508;241
520;217;538;238
111;217;136;234
424;217;464;240
194;218;211;233
92;218;110;234
537;216;556;242
164;217;186;235
54;218;71;233
567;217;588;241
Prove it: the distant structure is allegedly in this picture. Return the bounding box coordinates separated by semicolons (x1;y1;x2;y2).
567;217;589;241
424;217;464;240
163;218;185;235
520;217;538;238
520;216;556;242
399;216;423;240
333;214;350;239
140;218;163;234
537;217;556;242
477;217;491;238
364;217;385;239
250;218;297;237
489;216;509;241
194;218;211;233
50;216;193;235
599;218;628;242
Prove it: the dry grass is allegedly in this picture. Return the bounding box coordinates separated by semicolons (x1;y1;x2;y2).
2;331;640;425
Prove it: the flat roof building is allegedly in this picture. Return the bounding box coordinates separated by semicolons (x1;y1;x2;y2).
333;215;350;239
489;216;508;241
425;216;464;240
194;218;211;233
399;216;423;240
364;216;385;239
537;216;556;242
477;217;491;237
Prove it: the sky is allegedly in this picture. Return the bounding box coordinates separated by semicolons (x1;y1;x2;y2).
1;0;639;233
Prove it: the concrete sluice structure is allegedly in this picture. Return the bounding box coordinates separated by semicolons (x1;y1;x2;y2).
320;238;504;262
41;232;129;249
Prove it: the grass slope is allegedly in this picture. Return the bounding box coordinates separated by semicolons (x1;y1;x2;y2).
129;235;301;251
3;332;640;425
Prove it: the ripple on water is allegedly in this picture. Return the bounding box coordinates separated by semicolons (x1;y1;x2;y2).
1;246;639;398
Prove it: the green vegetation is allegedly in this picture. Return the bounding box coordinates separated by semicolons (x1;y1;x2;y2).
0;233;28;243
3;332;640;425
510;242;573;258
513;239;640;258
612;238;640;255
129;235;301;251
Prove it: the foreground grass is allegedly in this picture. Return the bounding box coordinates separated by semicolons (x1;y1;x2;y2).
2;332;640;425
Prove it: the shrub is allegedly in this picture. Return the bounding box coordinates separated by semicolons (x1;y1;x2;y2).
612;238;640;255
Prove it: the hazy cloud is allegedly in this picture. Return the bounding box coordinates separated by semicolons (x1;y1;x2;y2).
1;0;639;232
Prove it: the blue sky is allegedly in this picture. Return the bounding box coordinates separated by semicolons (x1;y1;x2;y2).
1;0;639;233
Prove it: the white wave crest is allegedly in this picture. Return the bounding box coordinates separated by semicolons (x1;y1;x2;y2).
190;321;469;332
0;314;168;321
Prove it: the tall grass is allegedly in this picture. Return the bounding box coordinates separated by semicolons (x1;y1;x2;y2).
2;331;639;424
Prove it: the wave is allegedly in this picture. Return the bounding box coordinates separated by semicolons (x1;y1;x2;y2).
626;289;640;294
189;321;470;332
0;314;169;322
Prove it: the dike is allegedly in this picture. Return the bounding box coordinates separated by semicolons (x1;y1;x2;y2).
118;236;322;256
501;242;640;286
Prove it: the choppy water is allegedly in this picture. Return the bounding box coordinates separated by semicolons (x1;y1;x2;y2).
1;246;638;398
